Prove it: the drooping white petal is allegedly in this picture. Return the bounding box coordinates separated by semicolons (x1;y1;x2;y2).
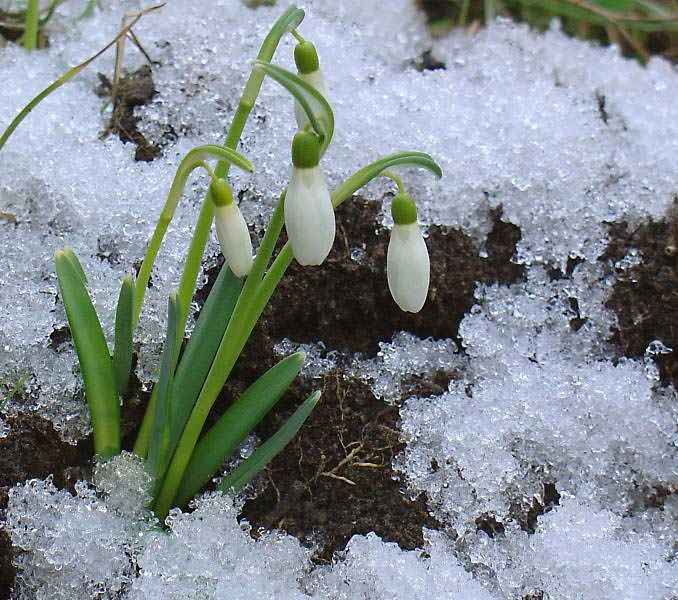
387;222;430;313
295;69;328;130
214;202;253;277
285;165;335;266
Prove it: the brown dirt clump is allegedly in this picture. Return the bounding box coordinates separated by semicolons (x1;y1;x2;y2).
97;65;161;162
240;373;442;562
603;206;678;388
236;198;523;558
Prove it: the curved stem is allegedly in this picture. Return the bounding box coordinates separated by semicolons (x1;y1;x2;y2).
133;145;252;325
381;170;405;194
153;196;287;519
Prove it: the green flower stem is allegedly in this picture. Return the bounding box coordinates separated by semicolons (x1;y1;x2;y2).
153;197;287;519
176;195;214;327
133;387;156;458
133;145;251;325
153;150;443;517
133;8;303;460
23;0;40;50
223;6;305;161
381;170;405;195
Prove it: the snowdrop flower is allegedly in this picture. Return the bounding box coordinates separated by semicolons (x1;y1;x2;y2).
285;130;335;265
210;178;253;277
294;40;328;130
387;193;430;313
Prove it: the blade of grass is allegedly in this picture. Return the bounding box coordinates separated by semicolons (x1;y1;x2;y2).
217;390;321;494
147;292;181;484
54;249;119;459
174;352;305;507
167;265;242;457
0;3;164;152
61;247;88;285
112;275;134;397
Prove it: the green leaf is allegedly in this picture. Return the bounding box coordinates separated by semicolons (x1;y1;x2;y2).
217;390;321;494
61;247;88;285
331;152;443;209
112;275;134;397
255;61;334;155
0;5;163;152
168;265;243;457
174;352;305;507
147;292;182;483
54;249;119;459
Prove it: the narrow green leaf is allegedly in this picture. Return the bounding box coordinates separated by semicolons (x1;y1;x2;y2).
112;275;134;397
54;249;119;459
61;247;88;285
168;265;243;456
255;61;334;154
331;152;443;209
217;390;321;494
0;4;164;152
174;352;305;506
147;292;182;483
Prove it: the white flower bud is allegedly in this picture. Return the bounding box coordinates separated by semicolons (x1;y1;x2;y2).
285;164;335;266
212;182;253;278
387;222;430;313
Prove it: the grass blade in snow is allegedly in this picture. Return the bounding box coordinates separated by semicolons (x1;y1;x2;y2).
112;275;134;397
174;352;305;506
167;265;243;455
0;4;163;152
147;292;182;484
54;249;119;459
217;390;321;494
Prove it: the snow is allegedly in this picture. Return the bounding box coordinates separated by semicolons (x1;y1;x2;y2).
1;0;677;598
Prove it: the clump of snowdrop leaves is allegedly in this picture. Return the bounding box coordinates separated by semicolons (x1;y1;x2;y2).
0;3;441;529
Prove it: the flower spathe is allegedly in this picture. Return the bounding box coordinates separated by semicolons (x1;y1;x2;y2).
387;193;429;313
285;164;335;266
211;179;253;277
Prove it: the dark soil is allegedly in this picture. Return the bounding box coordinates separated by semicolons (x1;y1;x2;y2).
240;373;443;561
603;206;678;388
260;198;524;355
96;65;161;162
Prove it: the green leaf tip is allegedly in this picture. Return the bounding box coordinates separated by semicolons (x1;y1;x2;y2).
332;152;443;209
217;389;321;494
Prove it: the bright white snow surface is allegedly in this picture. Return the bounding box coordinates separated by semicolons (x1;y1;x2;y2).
1;0;677;598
